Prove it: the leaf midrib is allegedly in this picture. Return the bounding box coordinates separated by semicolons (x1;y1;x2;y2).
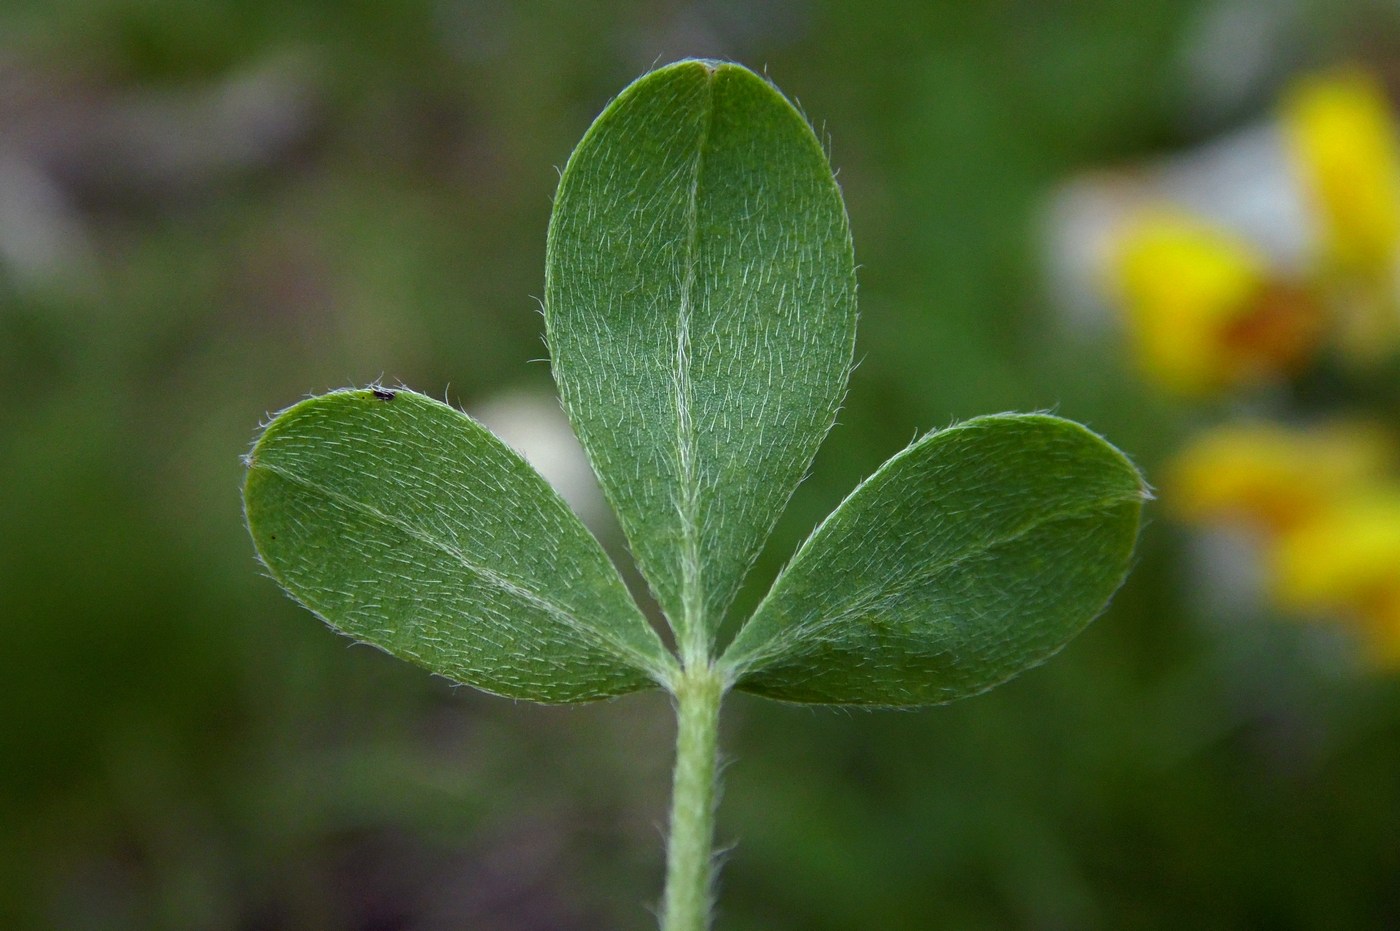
250;459;673;681
672;66;718;658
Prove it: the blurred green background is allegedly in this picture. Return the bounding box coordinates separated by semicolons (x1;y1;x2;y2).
4;1;1400;928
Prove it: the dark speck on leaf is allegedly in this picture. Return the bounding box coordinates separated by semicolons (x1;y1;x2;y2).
372;388;396;401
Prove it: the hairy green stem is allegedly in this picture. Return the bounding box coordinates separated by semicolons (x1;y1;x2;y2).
661;665;725;931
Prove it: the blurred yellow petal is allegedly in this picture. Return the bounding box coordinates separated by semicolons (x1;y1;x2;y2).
1271;488;1400;665
1283;69;1400;279
1168;420;1396;532
1272;488;1400;608
1112;210;1323;395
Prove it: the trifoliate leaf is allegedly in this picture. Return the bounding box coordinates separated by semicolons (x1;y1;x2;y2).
243;388;675;703
721;415;1147;705
545;59;857;652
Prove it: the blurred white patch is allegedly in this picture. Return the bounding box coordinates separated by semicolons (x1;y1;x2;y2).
1184;528;1268;622
1179;0;1303;127
0;150;95;290
470;390;610;531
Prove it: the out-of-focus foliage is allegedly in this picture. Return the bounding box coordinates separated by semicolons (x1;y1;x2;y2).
4;1;1400;929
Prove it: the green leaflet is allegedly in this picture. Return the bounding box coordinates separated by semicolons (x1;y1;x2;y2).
241;59;1149;931
243;389;675;703
545;60;857;654
721;415;1147;706
242;60;1146;719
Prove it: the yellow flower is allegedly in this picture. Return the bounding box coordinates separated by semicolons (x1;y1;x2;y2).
1170;420;1400;664
1283;69;1400;280
1168;420;1395;533
1272;488;1400;665
1111;210;1323;395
